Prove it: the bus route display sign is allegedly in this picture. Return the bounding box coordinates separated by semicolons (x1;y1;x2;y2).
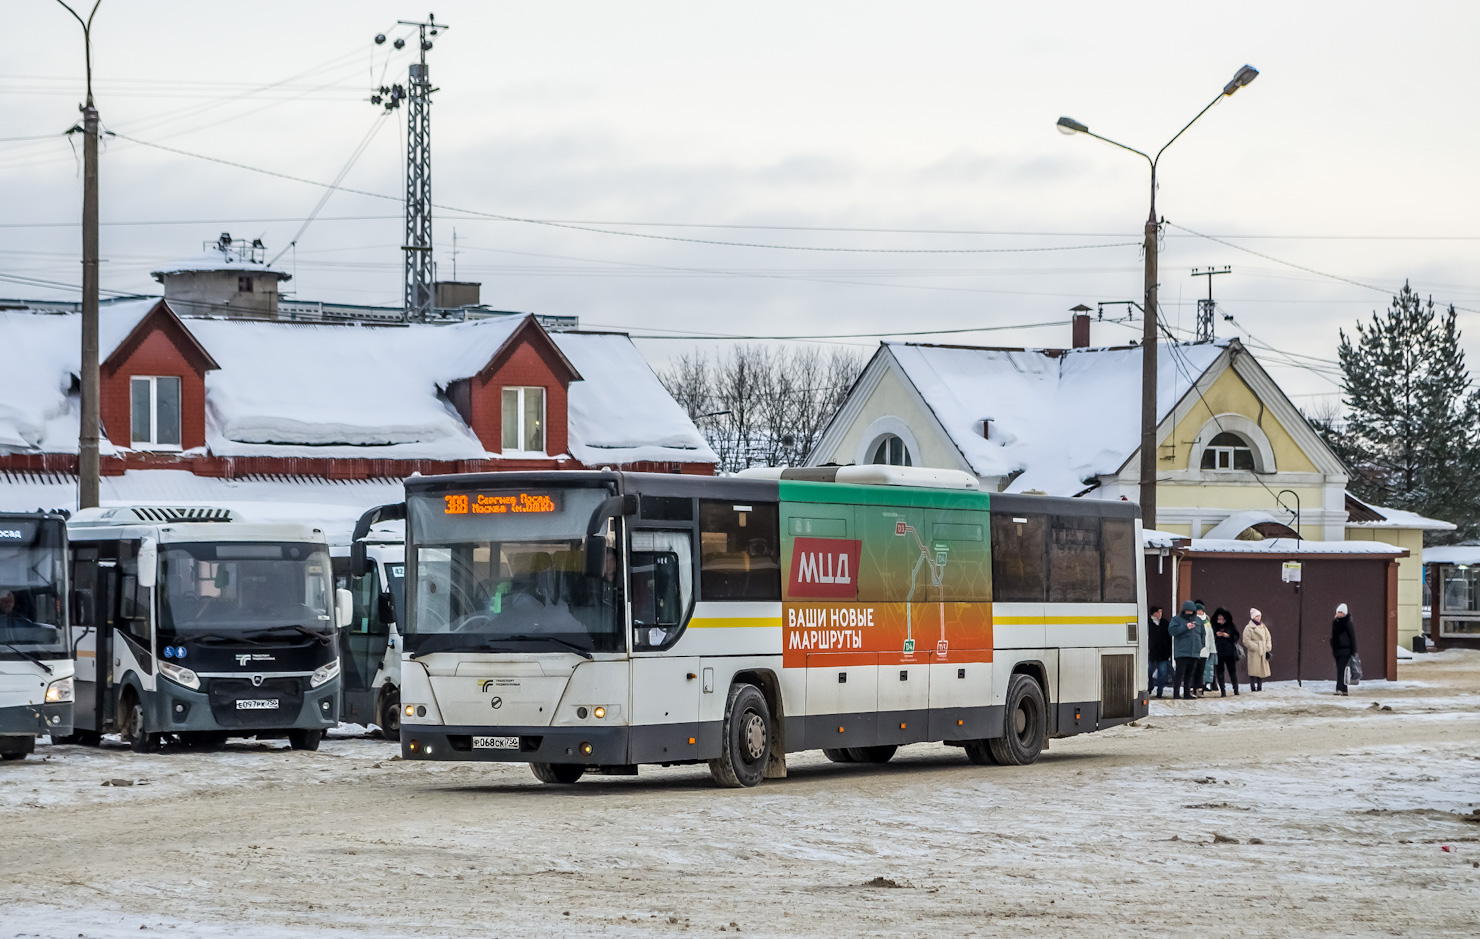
443;491;561;516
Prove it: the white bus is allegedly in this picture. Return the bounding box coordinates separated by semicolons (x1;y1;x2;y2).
62;506;351;752
381;466;1147;787
332;529;405;735
0;511;74;760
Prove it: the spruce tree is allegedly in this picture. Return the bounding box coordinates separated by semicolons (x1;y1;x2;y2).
1334;282;1479;541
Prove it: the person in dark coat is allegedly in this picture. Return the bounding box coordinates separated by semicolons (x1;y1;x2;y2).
1147;605;1172;698
1211;607;1240;696
1169;600;1205;700
1331;602;1357;696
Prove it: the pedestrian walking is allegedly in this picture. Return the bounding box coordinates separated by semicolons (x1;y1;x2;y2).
1148;605;1172;698
1197;602;1215;696
1169;600;1205;699
1242;608;1272;691
1331;602;1357;696
1212;607;1240;696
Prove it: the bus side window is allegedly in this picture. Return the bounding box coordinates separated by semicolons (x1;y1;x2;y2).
631;530;693;649
990;513;1046;602
1100;518;1138;603
1048;515;1102;603
698;501;781;601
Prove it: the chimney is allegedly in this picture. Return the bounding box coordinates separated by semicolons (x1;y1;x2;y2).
1070;303;1093;348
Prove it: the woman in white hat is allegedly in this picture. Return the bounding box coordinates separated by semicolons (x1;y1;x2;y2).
1242;608;1272;691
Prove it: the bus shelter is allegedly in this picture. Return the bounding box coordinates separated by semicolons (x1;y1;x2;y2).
1421;545;1480;651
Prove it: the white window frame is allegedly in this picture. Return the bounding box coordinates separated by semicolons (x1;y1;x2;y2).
129;375;183;451
500;386;547;456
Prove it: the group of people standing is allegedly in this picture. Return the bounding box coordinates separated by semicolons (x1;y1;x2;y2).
1147;601;1362;698
1148;601;1272;698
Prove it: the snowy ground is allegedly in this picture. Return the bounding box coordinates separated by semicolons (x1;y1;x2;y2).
3;653;1478;938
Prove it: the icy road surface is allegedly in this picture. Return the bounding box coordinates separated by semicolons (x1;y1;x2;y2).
3;653;1479;938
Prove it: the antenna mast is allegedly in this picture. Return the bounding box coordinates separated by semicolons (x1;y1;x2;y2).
372;13;448;322
1191;266;1231;342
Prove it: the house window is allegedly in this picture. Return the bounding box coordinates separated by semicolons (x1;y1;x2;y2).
501;386;545;453
238;276;253;293
1200;431;1255;471
130;376;182;449
870;434;912;466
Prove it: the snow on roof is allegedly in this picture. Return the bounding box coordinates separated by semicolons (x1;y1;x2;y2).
888;340;1227;495
1187;537;1405;555
1202;510;1298;540
150;252;290;281
551;332;719;465
1143;528;1186;550
0;469;403;544
1344;498;1456;532
0;302;156;454
1420;545;1480;566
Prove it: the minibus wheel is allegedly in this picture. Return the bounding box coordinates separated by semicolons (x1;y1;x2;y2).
709;683;771;788
822;748;855;763
988;675;1046;766
120;691;159;753
529;762;584;784
288;729;323;751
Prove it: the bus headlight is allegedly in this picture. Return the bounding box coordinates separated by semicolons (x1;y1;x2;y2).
309;659;341;688
45;676;74;703
157;661;200;691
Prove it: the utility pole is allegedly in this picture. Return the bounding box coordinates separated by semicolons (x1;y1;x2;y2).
55;1;103;509
373;14;448;322
1057;63;1258;530
1191;266;1231;342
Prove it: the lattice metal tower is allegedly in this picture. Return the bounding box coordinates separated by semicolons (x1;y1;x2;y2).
1191;266;1231;342
372;14;448;321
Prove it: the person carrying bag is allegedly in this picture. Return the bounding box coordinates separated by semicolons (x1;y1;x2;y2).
1331;603;1358;696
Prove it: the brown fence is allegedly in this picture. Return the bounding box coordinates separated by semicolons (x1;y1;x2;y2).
1144;551;1400;682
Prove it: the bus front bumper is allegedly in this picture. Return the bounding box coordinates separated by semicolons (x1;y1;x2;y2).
0;702;72;738
401;724;632;764
152;676;340;735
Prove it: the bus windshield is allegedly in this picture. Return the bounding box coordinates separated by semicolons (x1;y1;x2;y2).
406;486;622;655
159;542;334;638
0;518;67;657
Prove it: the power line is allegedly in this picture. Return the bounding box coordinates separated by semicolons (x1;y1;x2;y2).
598;319;1071;341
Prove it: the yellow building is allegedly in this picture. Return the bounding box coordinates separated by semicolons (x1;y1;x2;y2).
805;337;1446;647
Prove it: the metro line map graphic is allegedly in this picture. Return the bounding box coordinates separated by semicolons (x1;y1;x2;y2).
893;519;947;654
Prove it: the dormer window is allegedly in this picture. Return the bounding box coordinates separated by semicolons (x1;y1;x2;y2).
1201;431;1254;471
130;376;182;449
870;434;912;466
501;386;545;454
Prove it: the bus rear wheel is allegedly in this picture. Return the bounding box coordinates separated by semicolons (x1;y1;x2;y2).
709;683;771;789
529;762;584;784
822;748;855;763
845;745;897;764
988;674;1047;766
0;737;34;760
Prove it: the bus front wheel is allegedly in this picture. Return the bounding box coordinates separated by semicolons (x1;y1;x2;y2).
530;762;584;784
378;689;401;739
120;692;159;753
709;683;771;789
987;675;1046;766
288;729;323;751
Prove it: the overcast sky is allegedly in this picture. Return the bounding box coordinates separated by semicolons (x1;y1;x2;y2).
6;1;1479;407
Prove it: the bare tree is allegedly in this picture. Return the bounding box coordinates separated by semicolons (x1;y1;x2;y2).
661;344;865;473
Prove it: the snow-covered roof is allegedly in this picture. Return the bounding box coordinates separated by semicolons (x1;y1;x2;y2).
1202;510;1299;540
1344;494;1456;532
1420;545;1480;566
0;470;403;544
1187;537;1404;556
887;340;1228;495
150;252;290;281
1143;528;1187;550
552;332;718;466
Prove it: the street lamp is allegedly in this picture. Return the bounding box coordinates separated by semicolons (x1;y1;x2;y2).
1056;64;1257;530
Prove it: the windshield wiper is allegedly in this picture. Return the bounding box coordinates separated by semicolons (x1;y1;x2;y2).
245;625;333;644
503;635;595;660
0;639;52;675
187;632;278;646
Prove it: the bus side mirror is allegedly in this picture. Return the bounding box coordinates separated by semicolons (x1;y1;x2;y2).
584;494;638;578
349;540;368;578
71;589;92;627
137;538;158;589
335;588;354;630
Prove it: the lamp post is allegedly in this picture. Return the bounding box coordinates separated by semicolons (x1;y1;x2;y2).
1057;64;1258;530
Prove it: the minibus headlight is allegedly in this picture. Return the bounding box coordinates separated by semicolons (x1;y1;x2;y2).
309;659;341;688
45;676;75;703
157;661;200;691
